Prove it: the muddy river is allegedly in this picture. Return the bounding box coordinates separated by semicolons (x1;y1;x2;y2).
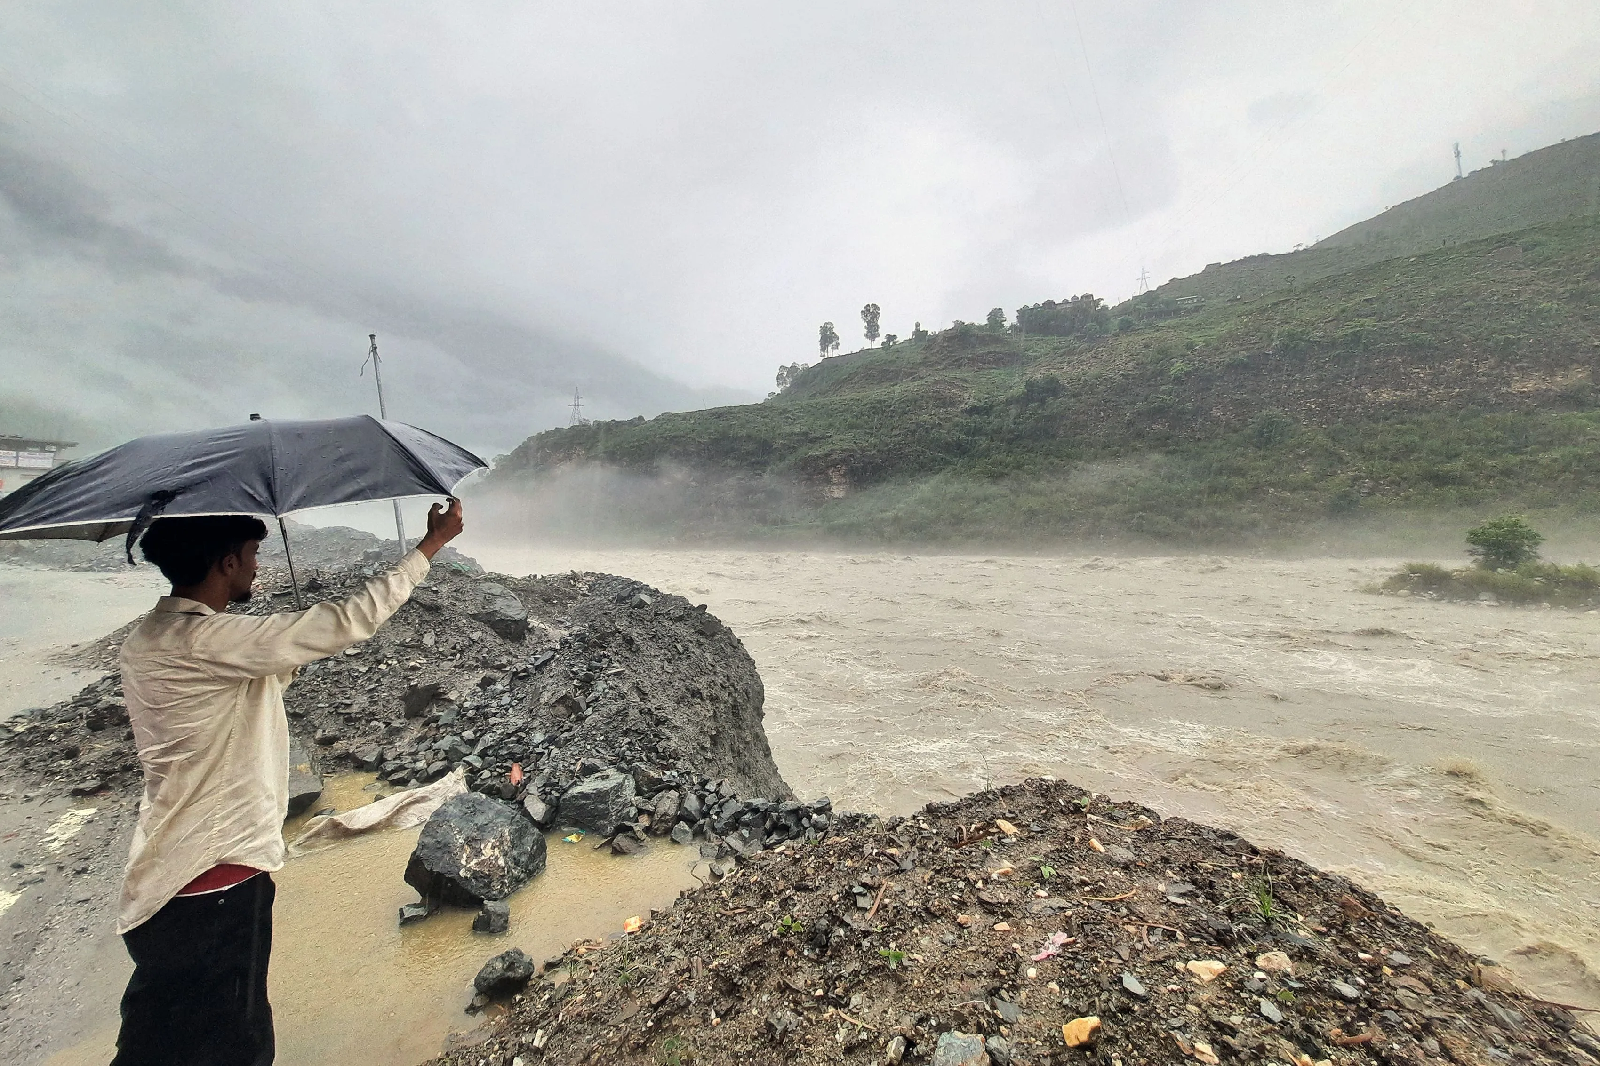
470;544;1600;1011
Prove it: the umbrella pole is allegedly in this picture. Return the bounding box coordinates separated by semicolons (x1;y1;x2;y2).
277;517;306;611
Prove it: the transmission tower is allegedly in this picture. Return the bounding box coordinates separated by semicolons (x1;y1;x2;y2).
1453;142;1462;180
1135;266;1151;295
568;388;588;427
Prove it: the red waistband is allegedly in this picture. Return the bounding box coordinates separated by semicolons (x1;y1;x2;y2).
176;864;261;896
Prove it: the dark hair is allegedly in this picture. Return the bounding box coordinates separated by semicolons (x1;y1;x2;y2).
140;515;269;586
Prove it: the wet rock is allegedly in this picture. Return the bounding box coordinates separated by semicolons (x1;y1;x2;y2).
400;681;444;713
1329;979;1362;1002
474;947;535;997
473;582;530;642
931;1031;989;1066
473;899;510;934
991;996;1022;1024
286;735;323;817
649;790;681;834
610;833;646;857
632;766;667;795
669;822;695;846
398;901;434;925
522;794;556;828
1103;843;1136;865
404;792;548;906
680;791;705;823
559;771;636;837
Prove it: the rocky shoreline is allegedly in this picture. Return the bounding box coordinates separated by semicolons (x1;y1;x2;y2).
427;778;1599;1066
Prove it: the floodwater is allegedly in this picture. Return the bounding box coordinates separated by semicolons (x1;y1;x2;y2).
469;542;1600;1011
48;774;699;1066
0;564;163;720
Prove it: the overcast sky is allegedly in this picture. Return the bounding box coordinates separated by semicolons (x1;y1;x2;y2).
3;1;1599;456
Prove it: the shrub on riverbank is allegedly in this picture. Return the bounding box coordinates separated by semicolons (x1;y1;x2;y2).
1383;558;1600;607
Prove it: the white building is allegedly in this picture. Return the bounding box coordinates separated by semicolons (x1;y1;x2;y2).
0;436;76;496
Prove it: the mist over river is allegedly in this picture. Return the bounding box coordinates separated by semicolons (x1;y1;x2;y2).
470;541;1600;1010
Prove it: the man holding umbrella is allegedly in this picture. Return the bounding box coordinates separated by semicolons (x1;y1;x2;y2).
109;497;462;1065
102;492;460;1056
0;413;486;1063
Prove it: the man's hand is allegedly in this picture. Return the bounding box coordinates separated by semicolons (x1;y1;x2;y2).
416;498;464;560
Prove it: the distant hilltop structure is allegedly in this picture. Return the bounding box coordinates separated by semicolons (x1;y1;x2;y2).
0;435;76;496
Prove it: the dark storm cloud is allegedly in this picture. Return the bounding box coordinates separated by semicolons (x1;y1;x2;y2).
0;129;190;277
1;2;1598;454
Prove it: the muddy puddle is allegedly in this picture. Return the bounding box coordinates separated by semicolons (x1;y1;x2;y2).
48;774;699;1066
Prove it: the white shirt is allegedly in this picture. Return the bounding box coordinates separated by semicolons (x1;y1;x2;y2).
116;549;430;933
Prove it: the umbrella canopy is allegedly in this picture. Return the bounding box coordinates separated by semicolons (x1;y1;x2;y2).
0;416;486;543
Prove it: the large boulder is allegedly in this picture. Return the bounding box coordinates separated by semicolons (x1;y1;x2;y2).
472;582;529;642
286;736;323;818
559;771;635;837
404;792;547;906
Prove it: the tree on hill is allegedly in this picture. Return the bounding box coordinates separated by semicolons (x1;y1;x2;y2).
861;304;881;345
818;322;840;359
986;307;1007;332
882;334;897;348
1466;515;1543;570
1016;294;1109;337
775;362;808;393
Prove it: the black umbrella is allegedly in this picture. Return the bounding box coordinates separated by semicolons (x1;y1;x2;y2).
0;415;486;607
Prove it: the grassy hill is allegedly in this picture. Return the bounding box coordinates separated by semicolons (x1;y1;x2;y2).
487;140;1600;544
1153;131;1600;306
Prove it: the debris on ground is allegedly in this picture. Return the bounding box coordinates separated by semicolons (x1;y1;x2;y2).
425;777;1596;1066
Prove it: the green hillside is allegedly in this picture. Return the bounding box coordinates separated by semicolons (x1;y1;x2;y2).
1153;131;1600;307
488;140;1600;543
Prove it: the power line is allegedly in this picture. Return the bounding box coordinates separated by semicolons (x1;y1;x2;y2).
1066;0;1131;225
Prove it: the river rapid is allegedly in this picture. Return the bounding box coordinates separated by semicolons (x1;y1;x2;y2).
470;542;1600;1011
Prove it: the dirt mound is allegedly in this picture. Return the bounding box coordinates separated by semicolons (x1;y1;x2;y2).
0;558;794;828
428;777;1596;1066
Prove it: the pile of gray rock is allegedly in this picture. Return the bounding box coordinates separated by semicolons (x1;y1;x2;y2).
536;764;834;856
4;555;795;816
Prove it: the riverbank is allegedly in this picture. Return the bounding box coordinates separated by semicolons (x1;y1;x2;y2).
430;777;1596;1066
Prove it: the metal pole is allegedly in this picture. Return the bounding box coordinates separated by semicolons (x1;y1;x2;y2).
368;334;409;558
278;516;306;611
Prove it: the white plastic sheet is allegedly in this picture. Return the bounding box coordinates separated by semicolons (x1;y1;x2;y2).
289;768;468;853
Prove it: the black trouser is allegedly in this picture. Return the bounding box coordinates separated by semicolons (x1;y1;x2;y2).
112;874;275;1066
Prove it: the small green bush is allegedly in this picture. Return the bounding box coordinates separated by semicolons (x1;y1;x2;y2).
1465;514;1543;569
